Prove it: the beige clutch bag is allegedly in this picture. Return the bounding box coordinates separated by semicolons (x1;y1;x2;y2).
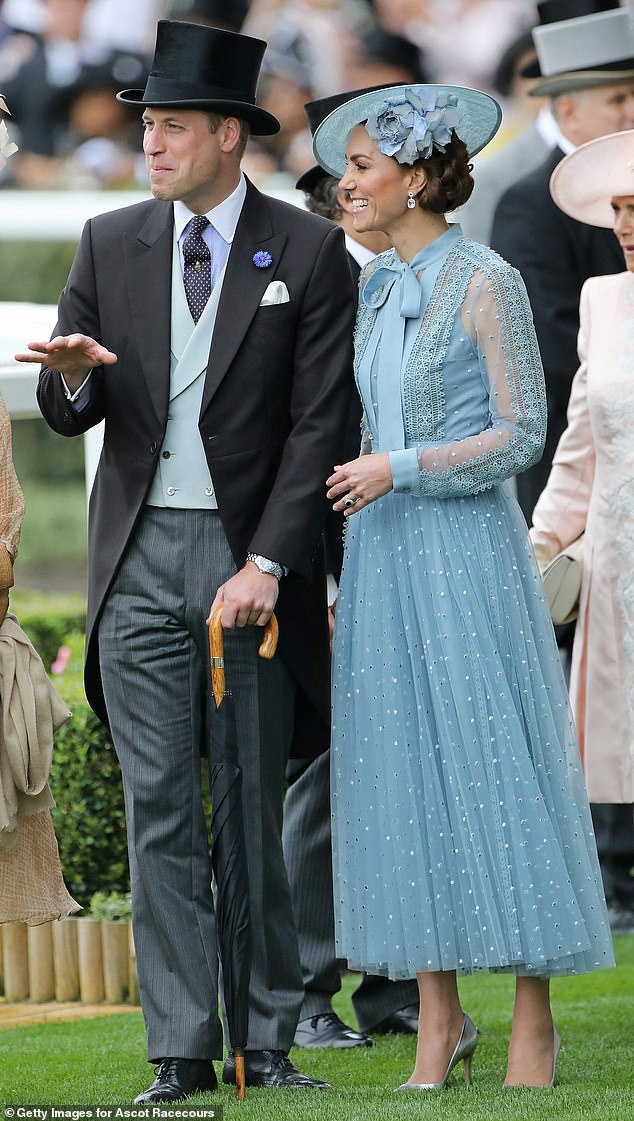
539;534;584;625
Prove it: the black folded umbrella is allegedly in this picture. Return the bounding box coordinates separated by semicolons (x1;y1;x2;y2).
208;609;278;1101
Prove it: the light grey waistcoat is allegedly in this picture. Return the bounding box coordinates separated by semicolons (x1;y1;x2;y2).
146;230;226;509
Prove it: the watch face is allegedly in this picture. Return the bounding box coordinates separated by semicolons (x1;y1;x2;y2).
248;554;280;578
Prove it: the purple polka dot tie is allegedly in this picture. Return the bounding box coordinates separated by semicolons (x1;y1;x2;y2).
182;214;211;323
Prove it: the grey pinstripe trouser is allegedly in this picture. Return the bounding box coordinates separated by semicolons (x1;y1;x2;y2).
99;506;302;1060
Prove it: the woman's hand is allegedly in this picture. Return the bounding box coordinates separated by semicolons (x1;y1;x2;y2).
326;453;393;515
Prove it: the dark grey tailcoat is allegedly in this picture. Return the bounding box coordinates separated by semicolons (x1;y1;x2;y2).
37;180;355;755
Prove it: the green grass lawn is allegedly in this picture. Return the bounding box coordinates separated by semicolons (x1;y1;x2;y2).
1;939;633;1120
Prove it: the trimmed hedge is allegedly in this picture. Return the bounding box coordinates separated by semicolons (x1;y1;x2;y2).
0;241;77;303
11;588;87;670
48;636;130;907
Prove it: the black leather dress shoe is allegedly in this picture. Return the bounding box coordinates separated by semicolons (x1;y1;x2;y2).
294;1011;373;1049
367;1003;419;1036
134;1058;218;1103
222;1049;330;1088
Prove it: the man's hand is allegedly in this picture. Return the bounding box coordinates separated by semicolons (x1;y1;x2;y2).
208;561;279;629
0;588;9;628
326;453;393;515
15;334;118;393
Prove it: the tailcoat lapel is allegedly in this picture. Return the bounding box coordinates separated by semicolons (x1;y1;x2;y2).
124;201;173;426
200;180;287;416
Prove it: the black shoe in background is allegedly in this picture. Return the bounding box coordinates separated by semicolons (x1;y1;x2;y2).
294;1011;373;1049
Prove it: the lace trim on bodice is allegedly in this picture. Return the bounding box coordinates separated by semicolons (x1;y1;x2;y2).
355;238;546;498
606;390;634;764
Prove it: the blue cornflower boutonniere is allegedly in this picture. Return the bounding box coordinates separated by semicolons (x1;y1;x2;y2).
253;250;273;269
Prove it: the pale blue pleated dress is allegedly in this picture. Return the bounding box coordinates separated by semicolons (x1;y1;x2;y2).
331;225;614;979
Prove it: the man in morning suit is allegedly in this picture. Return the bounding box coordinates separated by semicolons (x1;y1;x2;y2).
19;20;354;1102
491;5;634;523
283;89;420;1052
492;5;634;934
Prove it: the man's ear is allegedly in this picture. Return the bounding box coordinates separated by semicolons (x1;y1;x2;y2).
219;116;242;154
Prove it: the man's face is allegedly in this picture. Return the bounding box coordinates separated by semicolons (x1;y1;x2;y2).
142;107;228;212
565;81;634;146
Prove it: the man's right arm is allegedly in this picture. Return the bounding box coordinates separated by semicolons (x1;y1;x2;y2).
18;220;117;435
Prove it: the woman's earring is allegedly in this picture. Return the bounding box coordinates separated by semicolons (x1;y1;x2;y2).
407;190;416;209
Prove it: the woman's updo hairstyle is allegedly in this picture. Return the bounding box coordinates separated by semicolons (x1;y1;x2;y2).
415;133;473;213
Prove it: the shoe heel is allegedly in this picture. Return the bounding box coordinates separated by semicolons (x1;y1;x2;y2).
548;1027;562;1088
463;1052;473;1085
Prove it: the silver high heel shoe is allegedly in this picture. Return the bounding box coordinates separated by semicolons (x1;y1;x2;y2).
503;1025;562;1088
395;1013;479;1091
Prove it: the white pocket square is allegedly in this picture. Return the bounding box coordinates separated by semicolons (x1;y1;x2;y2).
259;280;290;306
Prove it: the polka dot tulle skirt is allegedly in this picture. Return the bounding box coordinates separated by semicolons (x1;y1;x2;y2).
331;485;614;979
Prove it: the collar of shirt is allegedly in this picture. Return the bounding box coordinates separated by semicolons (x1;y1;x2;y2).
173;173;247;282
345;234;377;269
535;106;575;156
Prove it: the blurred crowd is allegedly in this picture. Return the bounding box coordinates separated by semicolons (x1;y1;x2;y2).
0;0;541;191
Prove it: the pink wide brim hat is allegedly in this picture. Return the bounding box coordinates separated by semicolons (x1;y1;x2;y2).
550;128;634;227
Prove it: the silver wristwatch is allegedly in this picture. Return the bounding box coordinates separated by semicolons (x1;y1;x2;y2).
246;553;285;580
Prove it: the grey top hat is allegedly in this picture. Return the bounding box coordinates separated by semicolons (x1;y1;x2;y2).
521;1;619;79
529;7;634;96
117;20;280;135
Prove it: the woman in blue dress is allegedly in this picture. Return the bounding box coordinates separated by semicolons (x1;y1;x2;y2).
313;85;614;1091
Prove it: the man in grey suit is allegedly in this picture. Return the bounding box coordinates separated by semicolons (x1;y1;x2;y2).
492;3;634;521
19;20;354;1102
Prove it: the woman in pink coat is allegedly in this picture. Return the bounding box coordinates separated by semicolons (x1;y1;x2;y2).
531;129;634;807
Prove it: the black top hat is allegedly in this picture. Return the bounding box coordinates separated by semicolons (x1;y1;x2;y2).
117;20;279;135
296;84;400;193
522;0;620;79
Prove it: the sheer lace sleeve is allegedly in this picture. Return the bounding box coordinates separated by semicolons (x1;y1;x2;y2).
391;259;546;497
0;393;25;585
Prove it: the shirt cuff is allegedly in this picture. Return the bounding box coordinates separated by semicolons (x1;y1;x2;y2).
389;448;419;493
62;371;93;407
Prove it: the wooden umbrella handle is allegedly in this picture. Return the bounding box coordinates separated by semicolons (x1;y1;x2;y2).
258;611;279;659
209;606;226;709
209;607;279;707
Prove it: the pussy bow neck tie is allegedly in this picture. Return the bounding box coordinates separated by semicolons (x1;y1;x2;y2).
361;257;424;452
362;257;424;319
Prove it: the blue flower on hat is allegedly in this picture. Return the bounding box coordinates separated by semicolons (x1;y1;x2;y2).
366;88;460;164
253;250;273;268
